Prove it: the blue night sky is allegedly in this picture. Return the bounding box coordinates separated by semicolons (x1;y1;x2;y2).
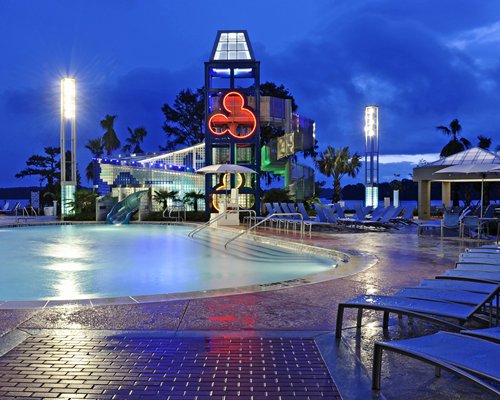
1;0;499;187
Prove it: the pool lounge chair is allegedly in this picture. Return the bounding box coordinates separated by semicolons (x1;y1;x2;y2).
455;262;500;272
418;278;498;294
397;206;417;225
296;203;340;231
466;248;500;254
460;252;500;262
0;201;21;215
335;286;499;338
440;212;461;237
372;331;500;395
437;269;500;283
461;326;500;343
394;287;491;306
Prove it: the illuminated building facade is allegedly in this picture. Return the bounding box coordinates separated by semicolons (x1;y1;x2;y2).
93;31;316;215
364;105;379;208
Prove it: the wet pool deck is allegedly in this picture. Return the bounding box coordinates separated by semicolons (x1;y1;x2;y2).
0;218;497;399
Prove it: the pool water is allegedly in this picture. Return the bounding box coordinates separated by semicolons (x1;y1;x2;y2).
0;225;335;301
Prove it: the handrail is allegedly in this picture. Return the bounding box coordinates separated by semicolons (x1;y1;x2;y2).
188;210;231;238
496;221;499;244
22;206;38;217
225;212;304;248
238;209;257;226
188;209;257;238
162;206;169;219
163;205;186;222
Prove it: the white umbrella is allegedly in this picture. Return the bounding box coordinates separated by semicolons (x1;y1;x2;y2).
197;164;256;174
197;164;256;211
434;163;500;217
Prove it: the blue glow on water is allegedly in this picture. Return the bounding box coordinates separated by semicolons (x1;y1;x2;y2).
0;225;334;301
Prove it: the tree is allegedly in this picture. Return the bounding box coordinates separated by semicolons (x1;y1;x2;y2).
122;127;147;155
436;118;471;157
161;88;204;150
66;189;98;215
101;114;121;155
259;81;298;112
85;137;105;182
153;190;179;211
16;146;60;191
315;146;361;203
477;135;492;150
262;188;292;205
183;191;204;212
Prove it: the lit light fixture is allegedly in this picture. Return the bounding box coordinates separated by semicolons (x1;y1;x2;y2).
61;78;76;120
364;106;378;138
364;105;379;208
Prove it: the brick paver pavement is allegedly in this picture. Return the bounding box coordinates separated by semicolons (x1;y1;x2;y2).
0;334;341;399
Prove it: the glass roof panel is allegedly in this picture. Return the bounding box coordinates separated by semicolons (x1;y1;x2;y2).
212;31;253;61
427;147;500;166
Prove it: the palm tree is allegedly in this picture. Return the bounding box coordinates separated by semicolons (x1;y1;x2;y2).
315;146;361;202
436;118;471;157
84;137;105;182
477;135;492;150
183;191;205;212
122;127;147;155
101;114;120;155
153;190;179;211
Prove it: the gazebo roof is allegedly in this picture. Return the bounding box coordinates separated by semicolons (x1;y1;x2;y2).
413;147;500;182
426;147;500;167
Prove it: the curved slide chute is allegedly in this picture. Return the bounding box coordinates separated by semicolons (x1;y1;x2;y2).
106;190;149;225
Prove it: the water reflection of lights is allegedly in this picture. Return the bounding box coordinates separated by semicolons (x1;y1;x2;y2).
47;261;89;272
43;239;91;299
43;242;89;260
366;287;378;295
53;275;82;299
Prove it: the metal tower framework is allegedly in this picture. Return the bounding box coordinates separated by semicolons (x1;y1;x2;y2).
204;30;261;214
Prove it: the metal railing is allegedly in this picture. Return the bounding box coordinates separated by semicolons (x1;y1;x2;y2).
22;206;38;217
188;209;257;238
225;213;304;248
163;205;186;222
188;210;231;238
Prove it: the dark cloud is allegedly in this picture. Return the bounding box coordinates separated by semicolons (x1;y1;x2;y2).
261;6;500;156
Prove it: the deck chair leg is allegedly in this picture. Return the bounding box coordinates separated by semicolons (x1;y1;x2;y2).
357;308;363;328
372;344;383;390
383;311;390;330
335;305;345;338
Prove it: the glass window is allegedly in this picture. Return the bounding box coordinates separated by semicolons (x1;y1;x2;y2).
212;145;230;164
236;144;255;164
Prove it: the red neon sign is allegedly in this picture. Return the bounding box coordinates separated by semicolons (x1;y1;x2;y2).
208;91;257;139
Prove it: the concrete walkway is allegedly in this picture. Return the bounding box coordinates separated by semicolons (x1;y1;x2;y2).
0;221;497;399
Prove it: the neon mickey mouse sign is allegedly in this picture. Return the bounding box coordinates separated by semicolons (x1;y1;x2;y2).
208;91;257;139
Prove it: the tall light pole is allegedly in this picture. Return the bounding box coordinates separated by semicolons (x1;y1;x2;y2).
364;105;379;208
60;78;77;216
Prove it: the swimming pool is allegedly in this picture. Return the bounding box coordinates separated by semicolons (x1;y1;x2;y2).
0;224;336;301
